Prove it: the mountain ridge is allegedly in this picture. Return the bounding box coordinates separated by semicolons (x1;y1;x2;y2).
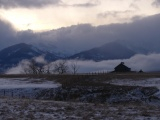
0;43;61;72
69;42;136;61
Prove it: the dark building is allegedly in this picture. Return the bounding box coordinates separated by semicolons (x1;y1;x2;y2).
114;62;131;72
139;69;143;73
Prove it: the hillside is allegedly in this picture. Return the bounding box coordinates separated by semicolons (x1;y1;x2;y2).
69;42;136;61
0;43;60;71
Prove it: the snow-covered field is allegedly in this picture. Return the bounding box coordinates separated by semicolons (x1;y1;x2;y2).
0;78;60;89
108;78;160;99
0;78;61;99
0;98;160;120
0;77;160;119
109;78;160;89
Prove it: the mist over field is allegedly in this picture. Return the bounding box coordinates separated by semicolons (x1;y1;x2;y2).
5;53;160;74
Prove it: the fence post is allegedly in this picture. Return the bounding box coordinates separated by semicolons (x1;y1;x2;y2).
12;91;13;98
4;90;5;96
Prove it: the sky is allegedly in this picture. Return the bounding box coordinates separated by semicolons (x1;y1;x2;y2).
0;0;160;72
0;0;160;31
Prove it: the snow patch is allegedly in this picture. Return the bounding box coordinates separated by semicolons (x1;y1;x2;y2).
0;78;60;89
109;78;160;100
109;78;160;89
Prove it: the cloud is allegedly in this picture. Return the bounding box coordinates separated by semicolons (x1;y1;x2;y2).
71;53;160;73
5;53;160;74
127;54;160;72
5;59;30;74
67;53;160;73
0;0;61;9
152;0;160;7
5;56;47;74
97;10;135;22
0;18;18;49
14;24;116;55
129;3;140;10
97;10;135;18
71;3;98;7
0;14;160;56
59;0;100;7
71;0;100;7
1;10;160;74
33;56;47;64
0;0;100;9
41;14;160;55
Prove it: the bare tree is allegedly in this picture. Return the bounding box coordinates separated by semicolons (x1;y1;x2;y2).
23;59;45;75
70;60;79;74
36;63;45;75
53;60;69;74
44;63;52;74
23;59;37;74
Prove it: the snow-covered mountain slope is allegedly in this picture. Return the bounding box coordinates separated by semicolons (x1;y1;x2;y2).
0;43;61;71
69;42;136;61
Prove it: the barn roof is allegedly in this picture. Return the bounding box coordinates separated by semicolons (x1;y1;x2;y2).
114;62;130;70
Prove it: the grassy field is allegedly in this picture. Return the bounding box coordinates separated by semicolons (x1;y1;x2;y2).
0;98;160;120
0;73;160;119
1;72;160;86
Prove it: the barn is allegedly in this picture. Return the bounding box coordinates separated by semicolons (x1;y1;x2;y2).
114;62;131;72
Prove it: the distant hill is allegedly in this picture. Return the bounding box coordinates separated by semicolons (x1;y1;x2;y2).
69;42;136;61
0;43;60;71
0;42;137;72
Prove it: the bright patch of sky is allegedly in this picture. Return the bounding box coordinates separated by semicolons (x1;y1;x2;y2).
0;0;159;31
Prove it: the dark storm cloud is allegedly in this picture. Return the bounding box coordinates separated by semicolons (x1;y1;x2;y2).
51;13;160;54
0;18;18;49
1;13;160;71
3;13;158;55
17;24;113;55
0;0;61;9
0;13;160;56
152;0;160;7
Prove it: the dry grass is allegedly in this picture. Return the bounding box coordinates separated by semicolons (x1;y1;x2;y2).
0;98;160;120
1;72;160;82
0;73;160;89
0;73;160;119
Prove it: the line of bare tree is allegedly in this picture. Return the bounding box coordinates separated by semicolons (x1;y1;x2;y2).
23;59;80;75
